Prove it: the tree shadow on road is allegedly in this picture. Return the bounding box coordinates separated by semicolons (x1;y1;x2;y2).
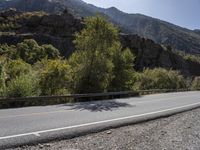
60;100;134;112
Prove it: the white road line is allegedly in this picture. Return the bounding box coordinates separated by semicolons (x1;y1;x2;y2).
0;99;200;141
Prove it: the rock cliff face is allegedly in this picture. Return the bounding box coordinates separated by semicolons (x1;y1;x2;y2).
121;34;200;76
0;9;83;56
194;29;200;36
0;9;200;76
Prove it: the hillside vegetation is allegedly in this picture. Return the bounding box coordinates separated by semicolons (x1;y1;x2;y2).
1;9;200;77
1;16;194;101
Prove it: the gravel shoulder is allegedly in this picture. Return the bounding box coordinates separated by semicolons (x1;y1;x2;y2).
10;108;200;150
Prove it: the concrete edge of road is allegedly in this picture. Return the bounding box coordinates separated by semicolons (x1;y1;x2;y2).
1;98;200;149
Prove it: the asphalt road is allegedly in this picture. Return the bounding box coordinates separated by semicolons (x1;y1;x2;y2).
0;91;200;149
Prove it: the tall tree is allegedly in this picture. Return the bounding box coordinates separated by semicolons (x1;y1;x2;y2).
70;15;120;93
70;15;136;93
109;48;136;91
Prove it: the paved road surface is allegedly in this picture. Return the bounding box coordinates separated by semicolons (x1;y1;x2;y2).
0;91;200;149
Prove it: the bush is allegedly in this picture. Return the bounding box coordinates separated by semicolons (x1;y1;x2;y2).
16;39;60;64
0;44;16;59
174;50;200;64
0;57;7;96
6;59;32;81
39;59;72;95
135;68;186;90
191;77;200;90
5;74;39;98
0;39;60;64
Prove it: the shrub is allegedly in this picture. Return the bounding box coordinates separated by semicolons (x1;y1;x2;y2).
191;77;200;90
41;44;60;59
135;68;186;90
16;39;60;64
6;59;32;81
5;74;39;98
0;44;16;59
1;40;60;64
174;50;200;64
39;59;72;95
0;57;7;96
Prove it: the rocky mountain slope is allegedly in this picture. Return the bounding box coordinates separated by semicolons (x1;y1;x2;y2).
0;9;83;56
0;0;64;13
0;9;200;76
1;0;200;55
194;29;200;36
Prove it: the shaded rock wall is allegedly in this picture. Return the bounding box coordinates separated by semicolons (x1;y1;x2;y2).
121;34;200;76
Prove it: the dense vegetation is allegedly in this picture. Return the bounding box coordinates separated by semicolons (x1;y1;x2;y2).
191;77;200;90
134;68;186;90
0;10;46;31
173;50;200;64
0;16;198;100
0;39;60;64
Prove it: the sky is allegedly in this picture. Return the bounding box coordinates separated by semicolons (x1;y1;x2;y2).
82;0;200;30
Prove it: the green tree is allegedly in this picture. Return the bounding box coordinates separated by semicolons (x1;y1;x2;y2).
74;15;119;55
70;15;121;93
69;50;114;93
39;59;72;95
109;48;136;91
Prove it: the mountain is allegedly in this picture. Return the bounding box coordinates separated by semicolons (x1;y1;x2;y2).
1;9;200;76
1;0;200;55
0;0;65;13
102;8;200;55
194;29;200;36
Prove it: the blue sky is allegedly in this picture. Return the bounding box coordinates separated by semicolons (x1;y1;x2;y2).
82;0;200;30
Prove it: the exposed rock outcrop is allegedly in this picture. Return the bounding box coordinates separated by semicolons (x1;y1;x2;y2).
0;9;83;56
121;34;200;76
